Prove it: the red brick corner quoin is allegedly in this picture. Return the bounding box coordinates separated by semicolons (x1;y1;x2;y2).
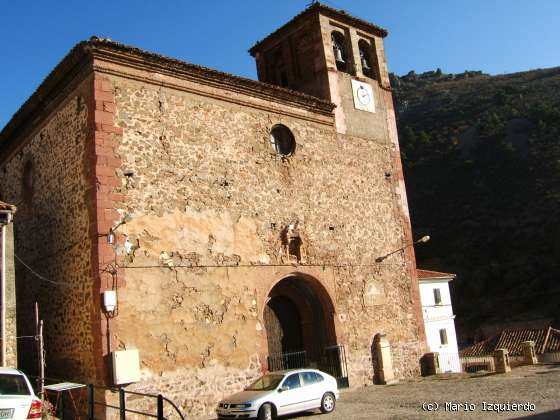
90;73;125;384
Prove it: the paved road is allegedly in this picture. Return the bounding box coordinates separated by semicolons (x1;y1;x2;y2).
287;364;560;419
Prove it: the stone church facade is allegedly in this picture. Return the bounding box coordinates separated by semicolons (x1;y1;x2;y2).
0;4;426;418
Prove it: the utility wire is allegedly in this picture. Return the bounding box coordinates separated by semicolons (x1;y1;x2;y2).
14;254;70;287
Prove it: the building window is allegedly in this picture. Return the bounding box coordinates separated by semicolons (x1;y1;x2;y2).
433;288;442;305
331;31;349;73
270;125;296;156
358;39;376;79
439;329;448;346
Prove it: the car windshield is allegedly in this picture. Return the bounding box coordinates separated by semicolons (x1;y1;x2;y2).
0;374;31;396
245;374;284;391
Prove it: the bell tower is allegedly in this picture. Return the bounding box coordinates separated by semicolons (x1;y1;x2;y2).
249;2;393;139
249;4;425;350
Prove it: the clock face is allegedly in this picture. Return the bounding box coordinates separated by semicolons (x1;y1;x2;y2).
357;86;371;105
351;80;375;112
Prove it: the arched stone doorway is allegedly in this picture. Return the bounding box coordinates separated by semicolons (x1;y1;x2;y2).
263;275;338;371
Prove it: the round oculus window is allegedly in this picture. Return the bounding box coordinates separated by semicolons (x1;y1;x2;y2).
270;125;296;156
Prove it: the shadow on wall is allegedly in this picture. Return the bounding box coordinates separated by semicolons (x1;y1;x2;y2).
370;335;380;384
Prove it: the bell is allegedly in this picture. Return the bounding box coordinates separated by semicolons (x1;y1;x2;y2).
360;50;371;70
361;57;371;70
334;47;345;64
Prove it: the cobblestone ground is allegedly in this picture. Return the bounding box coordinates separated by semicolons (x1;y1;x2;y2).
288;364;560;419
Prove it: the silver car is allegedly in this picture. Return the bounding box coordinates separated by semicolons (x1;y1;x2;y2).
216;369;339;420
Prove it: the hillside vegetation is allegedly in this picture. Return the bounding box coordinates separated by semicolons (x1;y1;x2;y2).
392;67;560;343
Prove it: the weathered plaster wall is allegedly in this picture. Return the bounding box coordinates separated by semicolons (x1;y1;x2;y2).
96;68;425;418
0;79;97;381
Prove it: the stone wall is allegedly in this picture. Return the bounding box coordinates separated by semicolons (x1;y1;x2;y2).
92;67;426;418
0;78;98;382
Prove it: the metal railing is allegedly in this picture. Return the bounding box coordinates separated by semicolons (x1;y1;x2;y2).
88;384;185;420
267;350;307;372
321;345;349;388
459;356;495;373
26;375;185;419
267;346;350;388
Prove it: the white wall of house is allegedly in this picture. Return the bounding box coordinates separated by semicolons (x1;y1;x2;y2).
419;276;461;373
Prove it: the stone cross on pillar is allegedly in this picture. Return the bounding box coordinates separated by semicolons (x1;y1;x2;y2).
493;348;511;373
521;341;538;365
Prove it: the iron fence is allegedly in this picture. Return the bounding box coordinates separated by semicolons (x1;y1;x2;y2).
321;345;349;388
459;356;495;373
28;375;184;419
267;350;307;371
267;346;349;387
88;384;185;420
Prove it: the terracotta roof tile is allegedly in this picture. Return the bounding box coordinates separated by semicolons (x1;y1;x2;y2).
460;327;560;357
1;37;336;155
249;2;388;56
0;201;16;212
496;328;548;355
459;336;499;357
417;269;456;279
545;328;560;352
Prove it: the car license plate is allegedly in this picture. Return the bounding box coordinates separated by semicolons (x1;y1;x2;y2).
0;408;13;419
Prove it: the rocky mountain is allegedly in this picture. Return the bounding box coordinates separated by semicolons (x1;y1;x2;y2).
392;67;560;344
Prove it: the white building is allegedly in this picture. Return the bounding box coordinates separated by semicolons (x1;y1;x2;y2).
418;269;461;373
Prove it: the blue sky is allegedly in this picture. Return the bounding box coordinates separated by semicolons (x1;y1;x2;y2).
1;0;559;128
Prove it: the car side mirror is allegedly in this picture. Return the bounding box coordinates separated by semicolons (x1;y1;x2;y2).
278;386;288;393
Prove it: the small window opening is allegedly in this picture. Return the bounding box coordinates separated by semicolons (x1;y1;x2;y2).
270;125;296;156
331;31;349;73
439;329;448;345
359;40;376;79
433;288;442;305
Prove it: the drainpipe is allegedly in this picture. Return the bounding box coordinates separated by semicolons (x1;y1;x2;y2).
0;210;13;367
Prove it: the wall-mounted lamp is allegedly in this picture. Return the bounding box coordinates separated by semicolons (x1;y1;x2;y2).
375;235;430;263
107;214;132;245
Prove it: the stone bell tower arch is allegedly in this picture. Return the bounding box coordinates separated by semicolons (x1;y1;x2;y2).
249;2;391;137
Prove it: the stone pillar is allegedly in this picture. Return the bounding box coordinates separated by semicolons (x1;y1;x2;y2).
4;223;17;368
493;348;511;373
521;341;538;365
421;352;440;376
1;221;17;367
374;334;398;384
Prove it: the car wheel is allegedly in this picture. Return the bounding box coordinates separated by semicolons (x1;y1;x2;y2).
320;392;336;413
258;403;274;420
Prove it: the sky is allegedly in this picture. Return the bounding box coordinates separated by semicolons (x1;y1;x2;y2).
1;0;559;128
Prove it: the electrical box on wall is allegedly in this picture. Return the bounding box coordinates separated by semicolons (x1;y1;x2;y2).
112;349;140;385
